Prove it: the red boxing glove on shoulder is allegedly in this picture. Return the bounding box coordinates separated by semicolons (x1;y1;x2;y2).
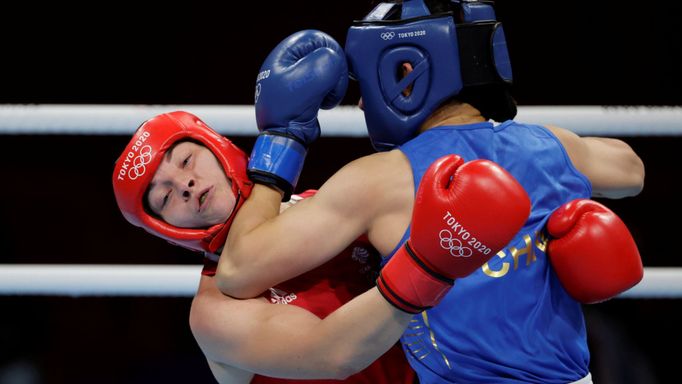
547;199;643;304
377;155;531;313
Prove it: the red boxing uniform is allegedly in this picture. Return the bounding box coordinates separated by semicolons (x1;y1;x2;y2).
202;193;416;384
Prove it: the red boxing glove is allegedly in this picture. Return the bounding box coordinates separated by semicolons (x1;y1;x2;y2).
377;155;531;313
547;199;643;304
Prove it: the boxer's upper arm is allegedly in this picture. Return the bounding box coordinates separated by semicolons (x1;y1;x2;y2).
546;125;645;199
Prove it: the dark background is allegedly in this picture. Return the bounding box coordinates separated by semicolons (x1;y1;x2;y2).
1;1;680;383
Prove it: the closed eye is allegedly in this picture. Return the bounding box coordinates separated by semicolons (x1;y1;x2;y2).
182;155;192;168
161;190;171;209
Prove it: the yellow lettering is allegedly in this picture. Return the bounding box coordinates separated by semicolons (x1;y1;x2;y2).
535;230;548;253
482;250;509;278
482;231;545;279
510;234;536;269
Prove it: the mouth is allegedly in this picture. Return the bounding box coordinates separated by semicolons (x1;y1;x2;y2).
198;186;213;212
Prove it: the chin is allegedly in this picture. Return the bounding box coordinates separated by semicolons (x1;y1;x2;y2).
210;207;232;225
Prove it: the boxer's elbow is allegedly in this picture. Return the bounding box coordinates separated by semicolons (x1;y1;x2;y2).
333;358;369;379
610;152;645;198
322;349;372;379
629;154;645;195
214;260;260;299
309;336;379;379
590;144;645;199
614;140;645;197
213;267;236;297
322;364;360;380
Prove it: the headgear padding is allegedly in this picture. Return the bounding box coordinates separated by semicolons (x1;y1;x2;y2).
346;0;512;151
112;111;253;254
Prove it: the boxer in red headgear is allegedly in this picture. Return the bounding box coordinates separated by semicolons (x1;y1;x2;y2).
112;111;417;383
113;110;253;256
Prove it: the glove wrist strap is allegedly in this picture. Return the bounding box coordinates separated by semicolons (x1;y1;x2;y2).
248;132;307;201
377;242;454;314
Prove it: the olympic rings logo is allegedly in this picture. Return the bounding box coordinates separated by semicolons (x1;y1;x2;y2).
439;229;473;258
380;32;395;40
128;145;153;180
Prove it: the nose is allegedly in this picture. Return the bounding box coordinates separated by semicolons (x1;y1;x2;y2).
180;178;195;201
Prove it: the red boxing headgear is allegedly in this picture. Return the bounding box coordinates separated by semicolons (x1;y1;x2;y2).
112;111;253;254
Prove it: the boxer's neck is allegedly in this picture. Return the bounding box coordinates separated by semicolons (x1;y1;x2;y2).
419;102;486;133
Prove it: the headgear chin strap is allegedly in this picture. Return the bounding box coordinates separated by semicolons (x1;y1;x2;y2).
346;0;513;151
112;111;253;254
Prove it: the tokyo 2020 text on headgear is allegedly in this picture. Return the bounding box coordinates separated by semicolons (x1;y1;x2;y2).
112;111;253;254
346;0;512;151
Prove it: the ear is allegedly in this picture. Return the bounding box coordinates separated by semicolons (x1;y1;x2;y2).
402;62;414;76
401;62;415;96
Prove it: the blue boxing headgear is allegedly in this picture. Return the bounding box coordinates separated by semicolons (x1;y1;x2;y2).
346;0;513;151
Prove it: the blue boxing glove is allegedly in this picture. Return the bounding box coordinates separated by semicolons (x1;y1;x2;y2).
248;29;348;200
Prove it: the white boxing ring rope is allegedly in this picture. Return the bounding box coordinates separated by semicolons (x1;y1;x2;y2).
0;104;679;298
0;265;679;298
0;265;202;297
0;104;682;136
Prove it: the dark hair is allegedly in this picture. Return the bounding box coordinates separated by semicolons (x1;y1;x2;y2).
424;0;451;14
457;84;517;122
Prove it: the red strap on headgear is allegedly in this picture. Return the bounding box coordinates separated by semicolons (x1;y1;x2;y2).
112;111;253;254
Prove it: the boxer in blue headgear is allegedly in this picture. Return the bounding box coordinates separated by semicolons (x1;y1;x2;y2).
346;0;514;150
217;1;646;383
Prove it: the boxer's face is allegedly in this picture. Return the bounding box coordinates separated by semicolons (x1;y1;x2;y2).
146;141;236;228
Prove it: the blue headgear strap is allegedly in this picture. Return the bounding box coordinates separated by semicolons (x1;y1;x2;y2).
346;0;512;151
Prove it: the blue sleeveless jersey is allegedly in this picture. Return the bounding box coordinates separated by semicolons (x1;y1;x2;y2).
393;121;592;383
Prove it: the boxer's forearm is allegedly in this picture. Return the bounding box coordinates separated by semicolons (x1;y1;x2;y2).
217;162;375;299
241;288;411;379
309;287;413;375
